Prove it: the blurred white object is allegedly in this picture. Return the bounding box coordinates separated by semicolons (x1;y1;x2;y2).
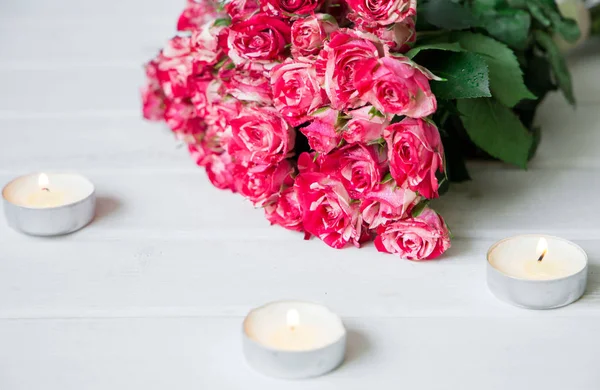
555;0;592;50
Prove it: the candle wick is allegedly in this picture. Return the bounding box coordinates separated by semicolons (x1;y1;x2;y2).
537;251;547;262
41;187;50;192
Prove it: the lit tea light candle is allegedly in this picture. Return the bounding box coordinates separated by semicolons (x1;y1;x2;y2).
487;235;588;309
242;301;346;379
2;172;96;236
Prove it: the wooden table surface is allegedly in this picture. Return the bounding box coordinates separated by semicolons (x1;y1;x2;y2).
1;1;600;389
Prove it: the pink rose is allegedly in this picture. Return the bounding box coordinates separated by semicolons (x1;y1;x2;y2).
320;144;387;199
265;187;304;231
156;56;193;100
193;123;228;165
189;143;210;167
260;0;324;17
204;87;242;135
323;30;385;110
226;0;261;20
141;85;166;121
300;107;341;154
177;0;222;31
189;78;211;117
271;60;325;126
374;207;450;260
360;181;419;229
295;172;362;249
227;14;291;69
291;14;338;60
347;0;415;27
228;106;295;164
162;35;193;59
144;58;161;89
355;56;436;117
369;18;415;53
297;151;319;174
384;118;444;199
189;27;223;65
220;65;273;104
343;106;389;144
204;152;238;192
234;161;295;206
163;100;200;134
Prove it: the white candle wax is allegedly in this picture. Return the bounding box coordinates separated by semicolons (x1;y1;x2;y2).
2;172;96;236
488;235;586;280
3;173;92;209
486;235;588;309
244;302;344;351
242;301;346;378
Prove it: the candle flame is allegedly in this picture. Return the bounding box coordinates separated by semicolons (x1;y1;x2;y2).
286;309;300;331
38;173;49;188
536;237;548;262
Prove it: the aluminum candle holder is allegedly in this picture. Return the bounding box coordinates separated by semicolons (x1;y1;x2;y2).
487;235;588;310
242;300;346;379
2;173;96;236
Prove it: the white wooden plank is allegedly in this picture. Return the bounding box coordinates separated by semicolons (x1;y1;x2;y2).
532;100;600;168
565;37;600;105
435;166;600;239
0;317;599;390
0;236;599;318
0;167;598;239
0;24;170;67
0;103;597;170
0;40;597;117
0;117;189;171
0;68;143;115
0;0;182;20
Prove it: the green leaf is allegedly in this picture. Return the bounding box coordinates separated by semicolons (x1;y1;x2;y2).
441;133;471;182
422;0;479;30
437;175;450;197
380;172;394;184
427;52;491;100
528;126;542;161
534;30;574;105
213;56;230;70
477;9;531;49
368;106;385;118
471;0;508;13
457;98;533;168
527;0;581;42
453;32;536;107
213;18;231;27
411;200;430;218
405;42;463;59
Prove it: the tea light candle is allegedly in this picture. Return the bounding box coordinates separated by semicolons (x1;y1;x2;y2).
242;301;346;379
2;172;96;236
487;235;588;309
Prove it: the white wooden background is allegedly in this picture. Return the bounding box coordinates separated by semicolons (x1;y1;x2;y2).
1;1;600;388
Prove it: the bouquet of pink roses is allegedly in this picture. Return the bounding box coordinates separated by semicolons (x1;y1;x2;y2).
142;0;578;260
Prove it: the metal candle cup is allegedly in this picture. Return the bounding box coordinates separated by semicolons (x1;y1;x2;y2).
242;300;346;379
2;173;96;236
487;235;588;309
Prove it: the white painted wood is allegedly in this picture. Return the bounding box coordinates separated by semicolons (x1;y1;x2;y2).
0;167;597;240
0;102;598;171
0;1;599;388
1;237;600;319
0;25;171;68
0;0;182;20
1;65;599;117
1;317;599;390
0;117;189;172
